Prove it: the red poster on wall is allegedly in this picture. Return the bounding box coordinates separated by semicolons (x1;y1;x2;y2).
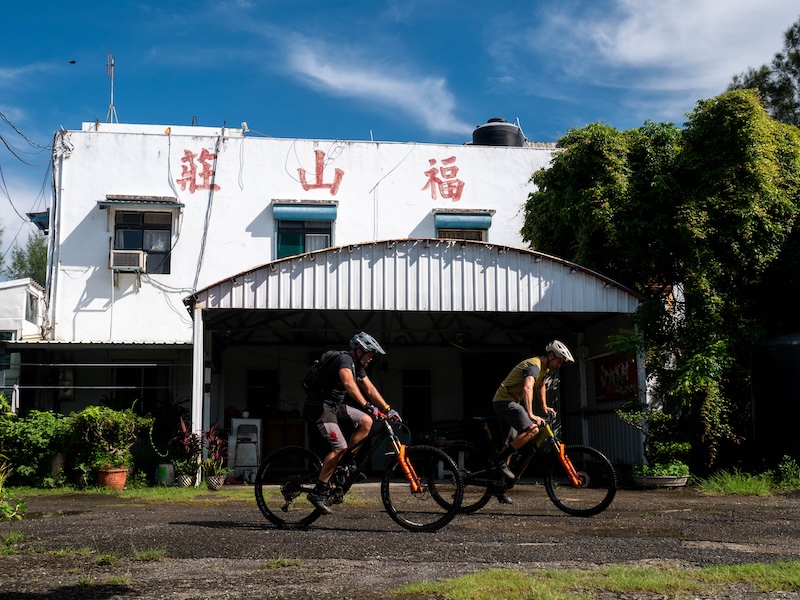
594;352;637;403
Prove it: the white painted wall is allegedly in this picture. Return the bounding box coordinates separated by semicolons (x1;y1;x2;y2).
50;123;554;343
0;278;44;339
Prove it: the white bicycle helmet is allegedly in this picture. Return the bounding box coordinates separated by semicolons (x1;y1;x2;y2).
545;339;575;363
350;331;386;355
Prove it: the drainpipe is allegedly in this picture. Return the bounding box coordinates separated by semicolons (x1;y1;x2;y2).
191;305;204;436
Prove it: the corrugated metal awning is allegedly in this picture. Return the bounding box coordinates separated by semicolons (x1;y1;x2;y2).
185;239;642;314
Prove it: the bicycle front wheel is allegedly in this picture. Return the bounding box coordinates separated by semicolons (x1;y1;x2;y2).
254;446;324;529
381;445;463;532
544;445;617;517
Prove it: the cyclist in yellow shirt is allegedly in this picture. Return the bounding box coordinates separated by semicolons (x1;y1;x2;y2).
491;340;575;503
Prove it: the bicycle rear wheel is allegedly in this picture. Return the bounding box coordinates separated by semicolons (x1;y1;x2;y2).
442;444;495;513
544;445;617;517
381;445;463;532
254;446;324;529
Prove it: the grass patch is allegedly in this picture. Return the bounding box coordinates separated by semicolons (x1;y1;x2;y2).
395;561;800;599
133;548;166;561
106;576;128;585
695;468;775;496
95;553;120;566
262;557;302;569
1;531;27;555
8;485;256;504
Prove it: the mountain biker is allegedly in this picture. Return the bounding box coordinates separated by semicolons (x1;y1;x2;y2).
302;331;399;514
491;339;575;504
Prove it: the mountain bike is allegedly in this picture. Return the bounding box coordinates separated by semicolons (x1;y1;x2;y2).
442;415;616;517
254;412;464;532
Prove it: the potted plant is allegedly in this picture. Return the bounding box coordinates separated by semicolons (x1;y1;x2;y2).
617;399;691;488
71;405;153;490
202;421;228;491
170;416;202;487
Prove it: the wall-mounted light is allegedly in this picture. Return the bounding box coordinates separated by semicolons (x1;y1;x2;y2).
570;266;578;274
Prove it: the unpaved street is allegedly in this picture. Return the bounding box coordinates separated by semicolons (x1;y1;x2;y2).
2;484;800;599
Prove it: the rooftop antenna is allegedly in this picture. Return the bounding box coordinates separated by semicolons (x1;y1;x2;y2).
106;52;118;123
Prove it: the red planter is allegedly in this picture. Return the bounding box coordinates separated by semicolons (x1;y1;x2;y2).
96;468;128;490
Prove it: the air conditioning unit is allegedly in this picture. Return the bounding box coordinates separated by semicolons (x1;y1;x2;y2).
109;250;145;271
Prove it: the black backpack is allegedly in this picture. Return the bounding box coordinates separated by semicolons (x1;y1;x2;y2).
301;350;346;392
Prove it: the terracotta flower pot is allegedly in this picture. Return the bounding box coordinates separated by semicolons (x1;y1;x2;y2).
96;468;128;491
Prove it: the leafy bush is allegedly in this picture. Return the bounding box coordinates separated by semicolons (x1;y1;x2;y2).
0;396;73;486
778;455;800;489
632;460;690;477
70;405;153;473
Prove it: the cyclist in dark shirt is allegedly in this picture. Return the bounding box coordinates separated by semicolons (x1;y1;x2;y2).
302;331;398;514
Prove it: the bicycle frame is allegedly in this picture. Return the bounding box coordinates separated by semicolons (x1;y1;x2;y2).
465;419;575;489
446;415;617;517
326;415;417;500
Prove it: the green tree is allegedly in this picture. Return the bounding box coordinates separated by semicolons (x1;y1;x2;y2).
729;15;800;125
523;89;800;470
4;232;47;286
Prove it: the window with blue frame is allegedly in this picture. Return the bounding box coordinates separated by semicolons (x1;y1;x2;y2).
433;210;494;242
273;203;337;259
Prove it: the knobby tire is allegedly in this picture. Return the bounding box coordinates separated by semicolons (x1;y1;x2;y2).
254;446;324;529
544;445;617;517
381;444;464;532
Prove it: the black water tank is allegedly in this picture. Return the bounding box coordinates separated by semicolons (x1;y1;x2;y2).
471;118;525;147
751;332;800;466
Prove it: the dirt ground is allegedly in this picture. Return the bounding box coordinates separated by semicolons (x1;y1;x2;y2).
2;483;800;599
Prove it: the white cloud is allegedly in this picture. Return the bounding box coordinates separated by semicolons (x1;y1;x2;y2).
537;0;798;95
282;36;473;137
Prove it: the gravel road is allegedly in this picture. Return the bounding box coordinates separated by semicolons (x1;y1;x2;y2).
2;483;800;599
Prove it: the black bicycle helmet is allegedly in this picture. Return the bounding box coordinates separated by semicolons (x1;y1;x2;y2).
350;331;386;355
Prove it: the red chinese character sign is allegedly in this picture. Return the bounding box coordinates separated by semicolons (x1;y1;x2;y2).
422;156;465;201
594;352;638;404
177;148;221;193
298;150;344;195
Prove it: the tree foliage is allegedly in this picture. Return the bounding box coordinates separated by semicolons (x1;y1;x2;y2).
523;89;800;470
3;231;47;286
729;15;800;125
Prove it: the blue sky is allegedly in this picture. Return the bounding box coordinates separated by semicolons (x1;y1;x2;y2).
1;0;798;262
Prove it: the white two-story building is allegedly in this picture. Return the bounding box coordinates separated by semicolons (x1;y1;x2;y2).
2;119;644;466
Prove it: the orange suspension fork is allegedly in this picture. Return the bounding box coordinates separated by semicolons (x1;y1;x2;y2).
393;439;422;493
556;442;583;487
